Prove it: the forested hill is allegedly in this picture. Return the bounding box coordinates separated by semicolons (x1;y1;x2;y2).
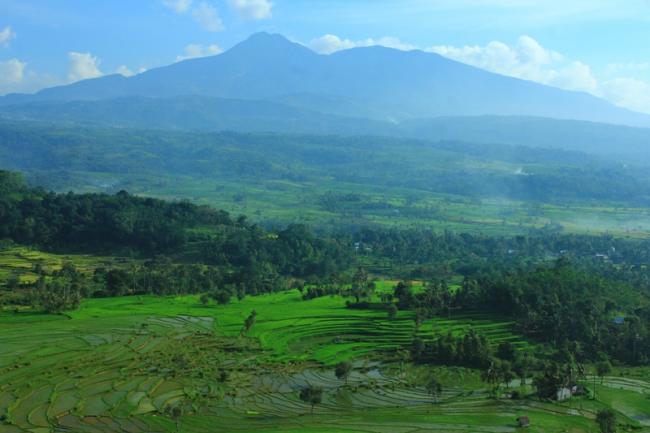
1;121;648;208
0;171;231;253
0;171;350;280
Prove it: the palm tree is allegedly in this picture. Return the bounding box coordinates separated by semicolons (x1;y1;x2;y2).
426;376;443;403
482;359;501;393
165;404;183;433
299;385;323;414
335;361;353;384
596;409;616;433
499;361;515;388
513;354;531;386
596;360;612;385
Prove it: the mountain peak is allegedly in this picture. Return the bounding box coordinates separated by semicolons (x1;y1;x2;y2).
230;32;314;55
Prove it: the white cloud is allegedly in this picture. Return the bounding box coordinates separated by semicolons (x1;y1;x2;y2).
426;36;650;113
309;35;355;54
191;2;224;32
552;61;598;94
229;0;272;20
162;0;224;32
68;52;103;82
0;26;16;47
427;36;598;94
0;59;26;86
115;65;134;77
309;34;415;55
601;78;650;114
605;62;650;75
175;43;222;62
162;0;193;13
0;58;64;95
115;65;146;77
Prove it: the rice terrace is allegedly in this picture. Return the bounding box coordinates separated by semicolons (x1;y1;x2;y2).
0;289;645;433
3;1;650;432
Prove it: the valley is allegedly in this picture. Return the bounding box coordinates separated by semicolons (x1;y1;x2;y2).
2;11;650;433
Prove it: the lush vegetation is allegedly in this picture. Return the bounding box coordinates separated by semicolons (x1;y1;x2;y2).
3;29;650;433
3;121;650;236
2;292;649;433
2;169;650;432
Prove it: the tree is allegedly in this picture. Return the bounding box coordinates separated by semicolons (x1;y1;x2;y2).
351;267;370;303
380;292;393;304
387;304;398;320
596;409;616;433
299;385;323;413
335;361;352;384
394;281;415;308
211;289;231;305
596;360;612;384
37;272;83;314
533;362;563;400
496;341;516;362
105;269;130;297
513;354;532;386
414;308;426;331
199;293;210;306
481;360;501;391
165;404;183;433
425;376;443;403
411;338;425;360
242;310;257;334
6;273;20;290
499;360;515;388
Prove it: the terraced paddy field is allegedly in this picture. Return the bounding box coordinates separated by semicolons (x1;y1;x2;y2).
1;291;649;432
0;246;126;285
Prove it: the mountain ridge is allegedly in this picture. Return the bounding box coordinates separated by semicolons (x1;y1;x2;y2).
2;96;650;162
2;32;649;127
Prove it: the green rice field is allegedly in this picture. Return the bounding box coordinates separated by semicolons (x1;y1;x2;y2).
2;290;648;433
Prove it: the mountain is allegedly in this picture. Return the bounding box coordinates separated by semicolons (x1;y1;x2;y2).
0;96;392;135
2;96;650;162
2;32;650;127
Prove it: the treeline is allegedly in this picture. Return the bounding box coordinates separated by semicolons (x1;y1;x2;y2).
351;228;650;279
458;260;650;365
0;171;231;253
411;330;492;369
390;260;650;365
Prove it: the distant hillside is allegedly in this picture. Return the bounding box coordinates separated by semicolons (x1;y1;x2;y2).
0;96;391;136
1;96;650;161
0;120;646;206
2;32;650;128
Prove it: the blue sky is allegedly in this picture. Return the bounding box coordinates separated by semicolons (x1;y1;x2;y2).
1;0;650;112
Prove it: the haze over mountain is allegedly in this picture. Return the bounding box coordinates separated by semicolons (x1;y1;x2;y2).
2;32;650;129
3;96;650;162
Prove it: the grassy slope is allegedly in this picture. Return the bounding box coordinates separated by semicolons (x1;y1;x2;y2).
72;290;528;365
